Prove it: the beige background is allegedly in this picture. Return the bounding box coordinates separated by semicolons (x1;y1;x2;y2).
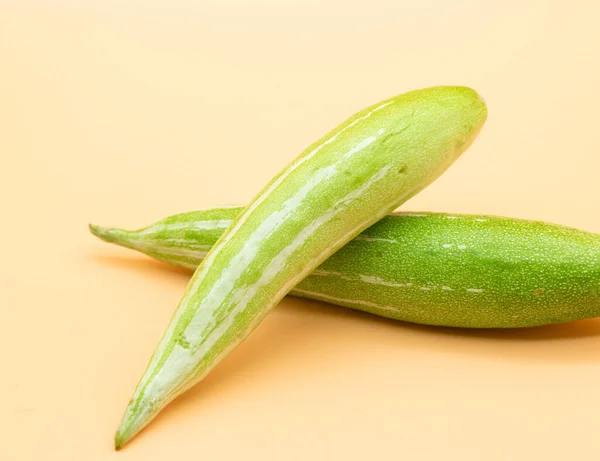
1;1;600;459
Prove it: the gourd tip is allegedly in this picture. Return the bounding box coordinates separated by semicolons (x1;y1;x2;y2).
88;223;102;236
114;423;134;451
89;224;125;245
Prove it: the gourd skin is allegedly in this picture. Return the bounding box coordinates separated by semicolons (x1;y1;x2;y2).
303;212;600;328
92;209;600;328
112;87;487;448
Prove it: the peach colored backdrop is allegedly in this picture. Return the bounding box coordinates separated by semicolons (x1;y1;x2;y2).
1;1;599;459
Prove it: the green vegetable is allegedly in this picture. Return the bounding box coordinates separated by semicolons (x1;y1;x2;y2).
92;208;600;329
113;86;487;448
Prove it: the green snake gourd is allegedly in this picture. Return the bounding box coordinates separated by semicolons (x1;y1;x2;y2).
93;209;600;328
113;86;487;447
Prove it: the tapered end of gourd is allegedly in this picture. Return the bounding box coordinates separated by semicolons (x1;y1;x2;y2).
114;398;154;450
114;430;127;451
114;426;131;450
89;223;138;249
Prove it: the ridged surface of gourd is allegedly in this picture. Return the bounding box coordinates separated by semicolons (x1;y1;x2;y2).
92;209;600;328
113;86;487;448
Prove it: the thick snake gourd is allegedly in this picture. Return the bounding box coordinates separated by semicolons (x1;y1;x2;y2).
91;209;600;329
113;86;487;448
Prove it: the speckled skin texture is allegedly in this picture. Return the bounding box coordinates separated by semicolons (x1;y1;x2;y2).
93;209;600;328
303;212;600;328
112;87;487;448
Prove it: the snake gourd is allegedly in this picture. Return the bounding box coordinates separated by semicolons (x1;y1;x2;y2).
92;209;600;329
112;86;487;448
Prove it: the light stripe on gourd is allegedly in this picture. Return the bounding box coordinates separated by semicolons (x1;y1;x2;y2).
113;86;487;448
92;209;600;329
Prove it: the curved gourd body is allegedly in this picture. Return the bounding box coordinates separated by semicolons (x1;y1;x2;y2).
112;87;487;447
